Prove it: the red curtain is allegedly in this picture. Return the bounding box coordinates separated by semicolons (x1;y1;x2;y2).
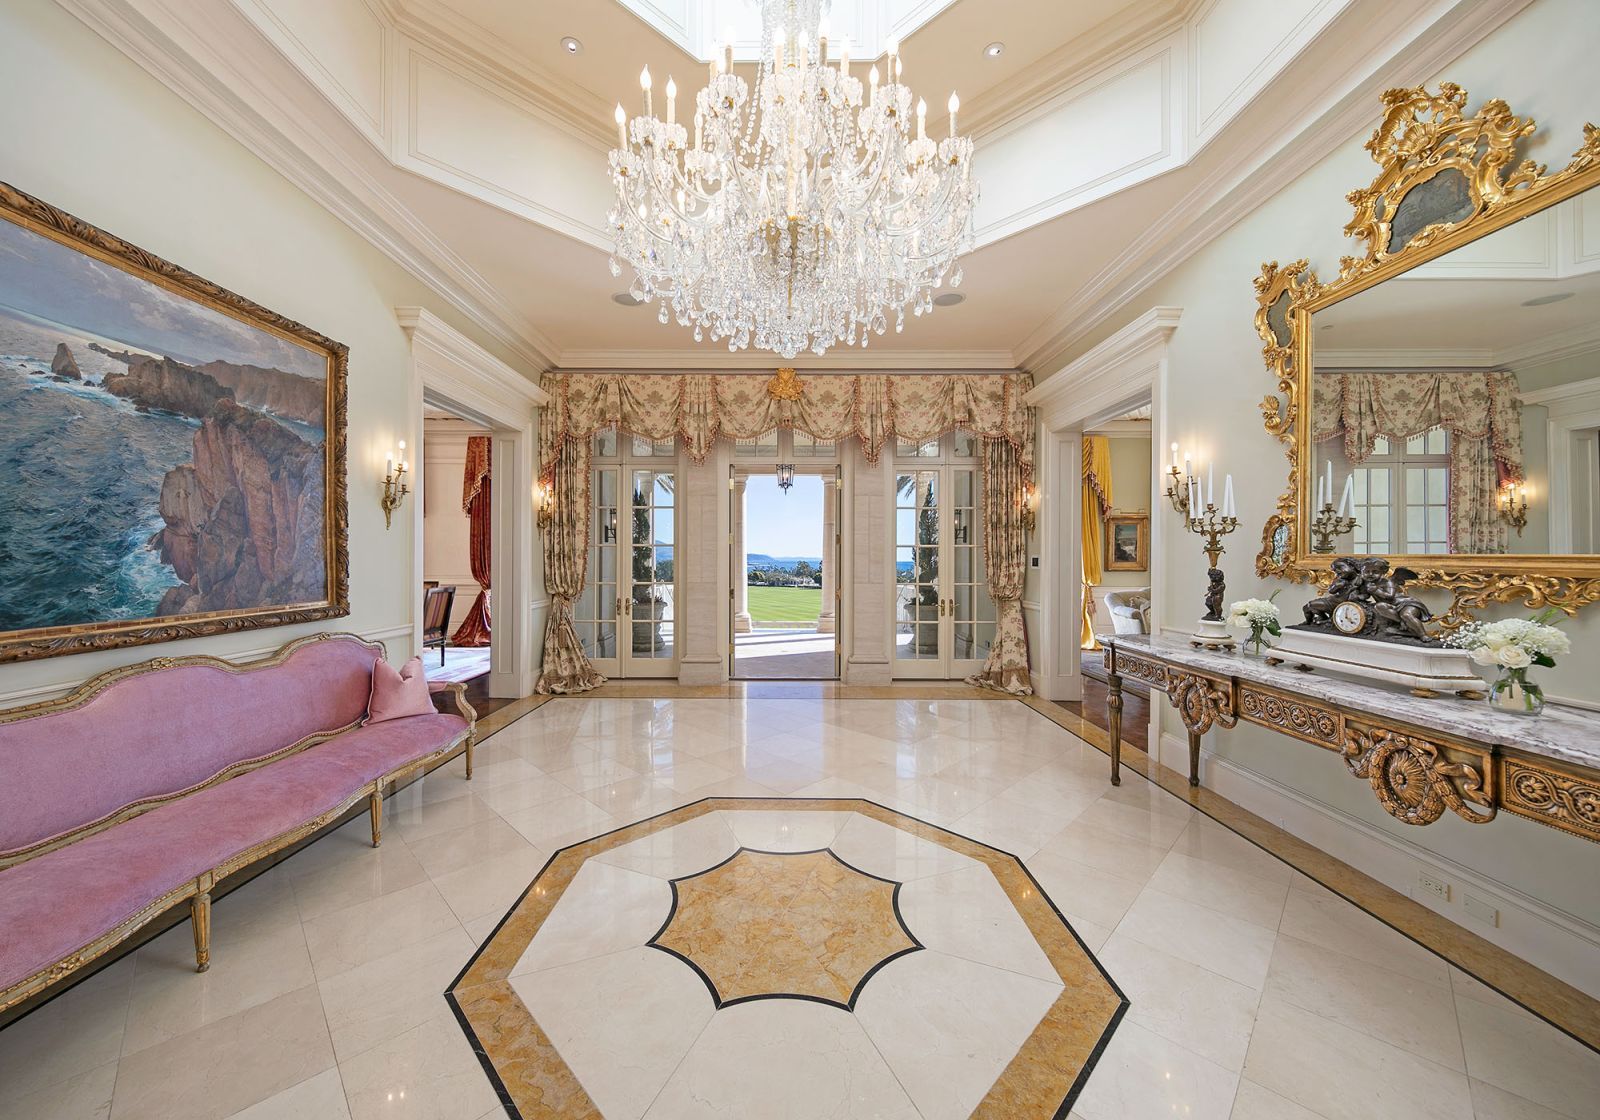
451;436;492;646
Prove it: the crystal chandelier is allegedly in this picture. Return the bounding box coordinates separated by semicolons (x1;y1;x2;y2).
607;0;978;358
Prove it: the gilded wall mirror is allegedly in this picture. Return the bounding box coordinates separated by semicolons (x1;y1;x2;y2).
1255;84;1600;623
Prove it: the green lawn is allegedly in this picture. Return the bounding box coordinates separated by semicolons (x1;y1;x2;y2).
747;586;821;623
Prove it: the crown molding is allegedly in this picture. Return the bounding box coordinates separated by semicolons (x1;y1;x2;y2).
554;348;1020;372
398;306;549;406
1496;321;1600;373
1519;374;1600;409
1318;320;1600;373
1015;0;1534;378
1026;306;1182;419
60;0;559;373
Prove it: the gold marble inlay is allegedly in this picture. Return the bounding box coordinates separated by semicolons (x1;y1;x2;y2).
650;848;920;1009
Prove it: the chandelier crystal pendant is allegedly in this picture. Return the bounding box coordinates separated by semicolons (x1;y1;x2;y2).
607;0;978;358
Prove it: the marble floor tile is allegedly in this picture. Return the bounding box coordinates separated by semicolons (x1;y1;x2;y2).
512;860;674;976
1071;1019;1239;1120
511;947;715;1119
403;815;540;880
0;956;134;1100
853;950;1062;1120
499;793;621;851
1468;1076;1576;1120
949;793;1088;860
1228;1078;1326;1120
1242;996;1474;1120
1023;850;1148;932
1456;985;1600;1118
0;1056;116;1120
644;999;920;1120
338;1010;501;1120
432;844;552;924
1278;883;1451;988
827;811;980;882
1169;816;1297;885
1145;849;1291;931
387;790;503;844
719;808;853;851
300;879;463;981
1115;887;1279;990
289;832;432;922
226;1068;351;1120
593;809;741;879
896;865;1060;983
109;984;336;1120
1034;818;1172;884
319;926;476;1063
1097;932;1263;1073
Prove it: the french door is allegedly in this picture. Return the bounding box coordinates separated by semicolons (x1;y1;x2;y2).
575;447;679;678
893;464;995;679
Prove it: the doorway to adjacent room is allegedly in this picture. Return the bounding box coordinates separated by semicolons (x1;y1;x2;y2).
730;456;841;680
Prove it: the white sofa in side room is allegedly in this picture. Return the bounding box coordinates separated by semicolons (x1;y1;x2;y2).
1102;587;1151;635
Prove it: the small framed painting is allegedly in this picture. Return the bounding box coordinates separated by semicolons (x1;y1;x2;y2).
1105;513;1149;571
0;181;349;664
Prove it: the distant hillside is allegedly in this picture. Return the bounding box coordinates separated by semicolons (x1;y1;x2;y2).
747;554;822;570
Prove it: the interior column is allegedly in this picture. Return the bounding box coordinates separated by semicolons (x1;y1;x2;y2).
733;476;752;633
817;480;837;634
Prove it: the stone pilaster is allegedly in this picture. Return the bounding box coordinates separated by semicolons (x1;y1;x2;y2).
733;476;752;633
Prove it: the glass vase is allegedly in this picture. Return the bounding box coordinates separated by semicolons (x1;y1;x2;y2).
1245;624;1272;656
1488;667;1544;716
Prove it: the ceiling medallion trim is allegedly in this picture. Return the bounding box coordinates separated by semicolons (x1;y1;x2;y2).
1253;83;1600;624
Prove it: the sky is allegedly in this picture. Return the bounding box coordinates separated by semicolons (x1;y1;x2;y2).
0;219;325;378
744;473;823;558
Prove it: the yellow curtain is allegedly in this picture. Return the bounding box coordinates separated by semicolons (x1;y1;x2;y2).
1082;436;1113;650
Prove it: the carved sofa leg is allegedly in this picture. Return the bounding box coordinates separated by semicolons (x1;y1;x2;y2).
191;884;212;973
465;735;475;780
369;784;383;847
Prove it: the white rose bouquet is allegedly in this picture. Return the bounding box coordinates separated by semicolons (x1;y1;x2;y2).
1227;592;1282;655
1445;610;1570;715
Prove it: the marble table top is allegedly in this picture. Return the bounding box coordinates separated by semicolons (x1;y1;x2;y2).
1104;632;1600;773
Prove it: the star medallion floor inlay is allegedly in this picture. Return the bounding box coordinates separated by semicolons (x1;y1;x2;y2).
448;798;1128;1119
648;847;922;1009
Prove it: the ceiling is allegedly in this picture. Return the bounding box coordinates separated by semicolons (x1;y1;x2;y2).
66;0;1530;376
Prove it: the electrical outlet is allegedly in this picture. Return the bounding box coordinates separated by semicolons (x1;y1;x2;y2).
1464;894;1500;927
1417;869;1451;902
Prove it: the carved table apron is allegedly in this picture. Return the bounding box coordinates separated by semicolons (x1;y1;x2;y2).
1102;634;1600;844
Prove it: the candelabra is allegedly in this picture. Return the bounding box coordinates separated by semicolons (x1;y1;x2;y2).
1186;502;1239;651
380;442;410;530
1164;463;1195;516
1499;482;1528;536
1310;502;1357;553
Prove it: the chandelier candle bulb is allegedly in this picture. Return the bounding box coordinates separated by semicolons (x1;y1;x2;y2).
615;104;626;149
665;77;676;125
917;98;926;139
640;66;652;116
839;35;849;71
948;92;959;136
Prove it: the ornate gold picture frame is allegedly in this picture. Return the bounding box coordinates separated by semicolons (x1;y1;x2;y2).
1105;513;1149;571
0;181;349;663
1253;84;1600;623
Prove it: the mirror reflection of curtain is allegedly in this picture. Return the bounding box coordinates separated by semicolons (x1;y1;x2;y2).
1312;370;1524;553
451;436;492;647
1082;436;1113;649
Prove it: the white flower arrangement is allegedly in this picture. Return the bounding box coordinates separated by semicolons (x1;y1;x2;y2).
1227;593;1282;653
1445;612;1570;672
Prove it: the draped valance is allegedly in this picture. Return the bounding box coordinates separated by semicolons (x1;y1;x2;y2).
538;371;1035;474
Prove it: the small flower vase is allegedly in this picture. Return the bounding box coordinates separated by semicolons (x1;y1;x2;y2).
1488;667;1544;716
1245;624;1272;656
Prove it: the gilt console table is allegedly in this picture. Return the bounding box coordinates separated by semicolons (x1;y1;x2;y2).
1102;634;1600;843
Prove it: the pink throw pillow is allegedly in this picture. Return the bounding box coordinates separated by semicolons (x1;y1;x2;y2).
365;656;435;725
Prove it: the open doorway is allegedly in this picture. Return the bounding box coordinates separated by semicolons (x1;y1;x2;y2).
731;469;839;679
421;407;492;689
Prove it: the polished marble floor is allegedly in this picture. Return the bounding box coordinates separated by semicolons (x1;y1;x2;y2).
1;697;1596;1119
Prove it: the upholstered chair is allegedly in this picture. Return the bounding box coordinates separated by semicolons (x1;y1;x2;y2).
423;585;457;665
1102;587;1151;635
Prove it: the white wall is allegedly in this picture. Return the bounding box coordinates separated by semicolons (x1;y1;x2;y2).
0;0;531;703
1049;0;1600;980
423;420;490;636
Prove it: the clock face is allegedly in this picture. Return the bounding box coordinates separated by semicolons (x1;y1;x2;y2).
1332;602;1368;635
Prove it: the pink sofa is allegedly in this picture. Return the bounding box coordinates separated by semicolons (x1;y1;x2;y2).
0;633;475;1013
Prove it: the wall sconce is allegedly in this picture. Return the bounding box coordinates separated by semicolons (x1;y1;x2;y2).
1163;442;1195;516
1020;484;1039;533
1500;481;1529;536
381;441;410;529
534;479;555;529
603;509;618;543
776;463;796;492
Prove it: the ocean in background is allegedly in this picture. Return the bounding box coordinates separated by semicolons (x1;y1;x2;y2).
0;307;197;630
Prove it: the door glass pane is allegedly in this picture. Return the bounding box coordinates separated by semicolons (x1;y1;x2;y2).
629;469;675;660
577;467;619;659
895;471;941;660
951;467;994;662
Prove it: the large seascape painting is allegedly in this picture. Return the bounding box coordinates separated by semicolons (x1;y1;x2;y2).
0;182;348;664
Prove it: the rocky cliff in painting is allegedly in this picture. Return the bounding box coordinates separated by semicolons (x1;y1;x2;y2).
103;356;231;418
199;360;324;425
153;399;325;615
50;343;81;380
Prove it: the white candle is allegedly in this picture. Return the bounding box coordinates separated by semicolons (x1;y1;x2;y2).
868;65;879;106
916;98;926;139
1223;474;1234;518
1189;478;1198;514
1183;454;1191;479
640;66;652;116
386;452;393;476
839;36;850;72
665;77;676;125
1338;473;1353;518
615;104;627;149
1207;461;1215;508
948;92;959;137
1324;461;1333;508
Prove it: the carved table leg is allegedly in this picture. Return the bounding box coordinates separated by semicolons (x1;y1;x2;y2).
1107;671;1124;787
1188;730;1201;787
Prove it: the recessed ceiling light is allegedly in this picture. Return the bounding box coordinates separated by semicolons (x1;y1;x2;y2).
983;42;1005;58
560;36;583;56
933;292;966;307
1522;291;1574;307
612;291;644;306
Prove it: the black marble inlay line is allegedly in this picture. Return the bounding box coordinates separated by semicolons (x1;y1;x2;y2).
643;845;926;1012
446;794;1132;1120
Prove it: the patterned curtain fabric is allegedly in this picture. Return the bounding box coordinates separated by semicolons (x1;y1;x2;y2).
1313;371;1523;552
535;433;606;695
1081;436;1113;650
451;436;492;647
966;438;1032;695
540;372;1034;474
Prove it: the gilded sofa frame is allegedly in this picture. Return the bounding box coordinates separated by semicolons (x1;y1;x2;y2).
1252;84;1600;625
0;632;476;1014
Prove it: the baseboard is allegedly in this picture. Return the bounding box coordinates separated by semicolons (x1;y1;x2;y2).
844;657;892;686
678;657;727;686
1163;731;1600;996
0;623;415;708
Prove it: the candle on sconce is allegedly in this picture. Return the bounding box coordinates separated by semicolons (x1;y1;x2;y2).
1207;461;1215;509
1323;460;1333;508
1170;442;1179;470
1183;454;1192;479
397;439;408;475
1337;473;1353;518
1223;474;1234;518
